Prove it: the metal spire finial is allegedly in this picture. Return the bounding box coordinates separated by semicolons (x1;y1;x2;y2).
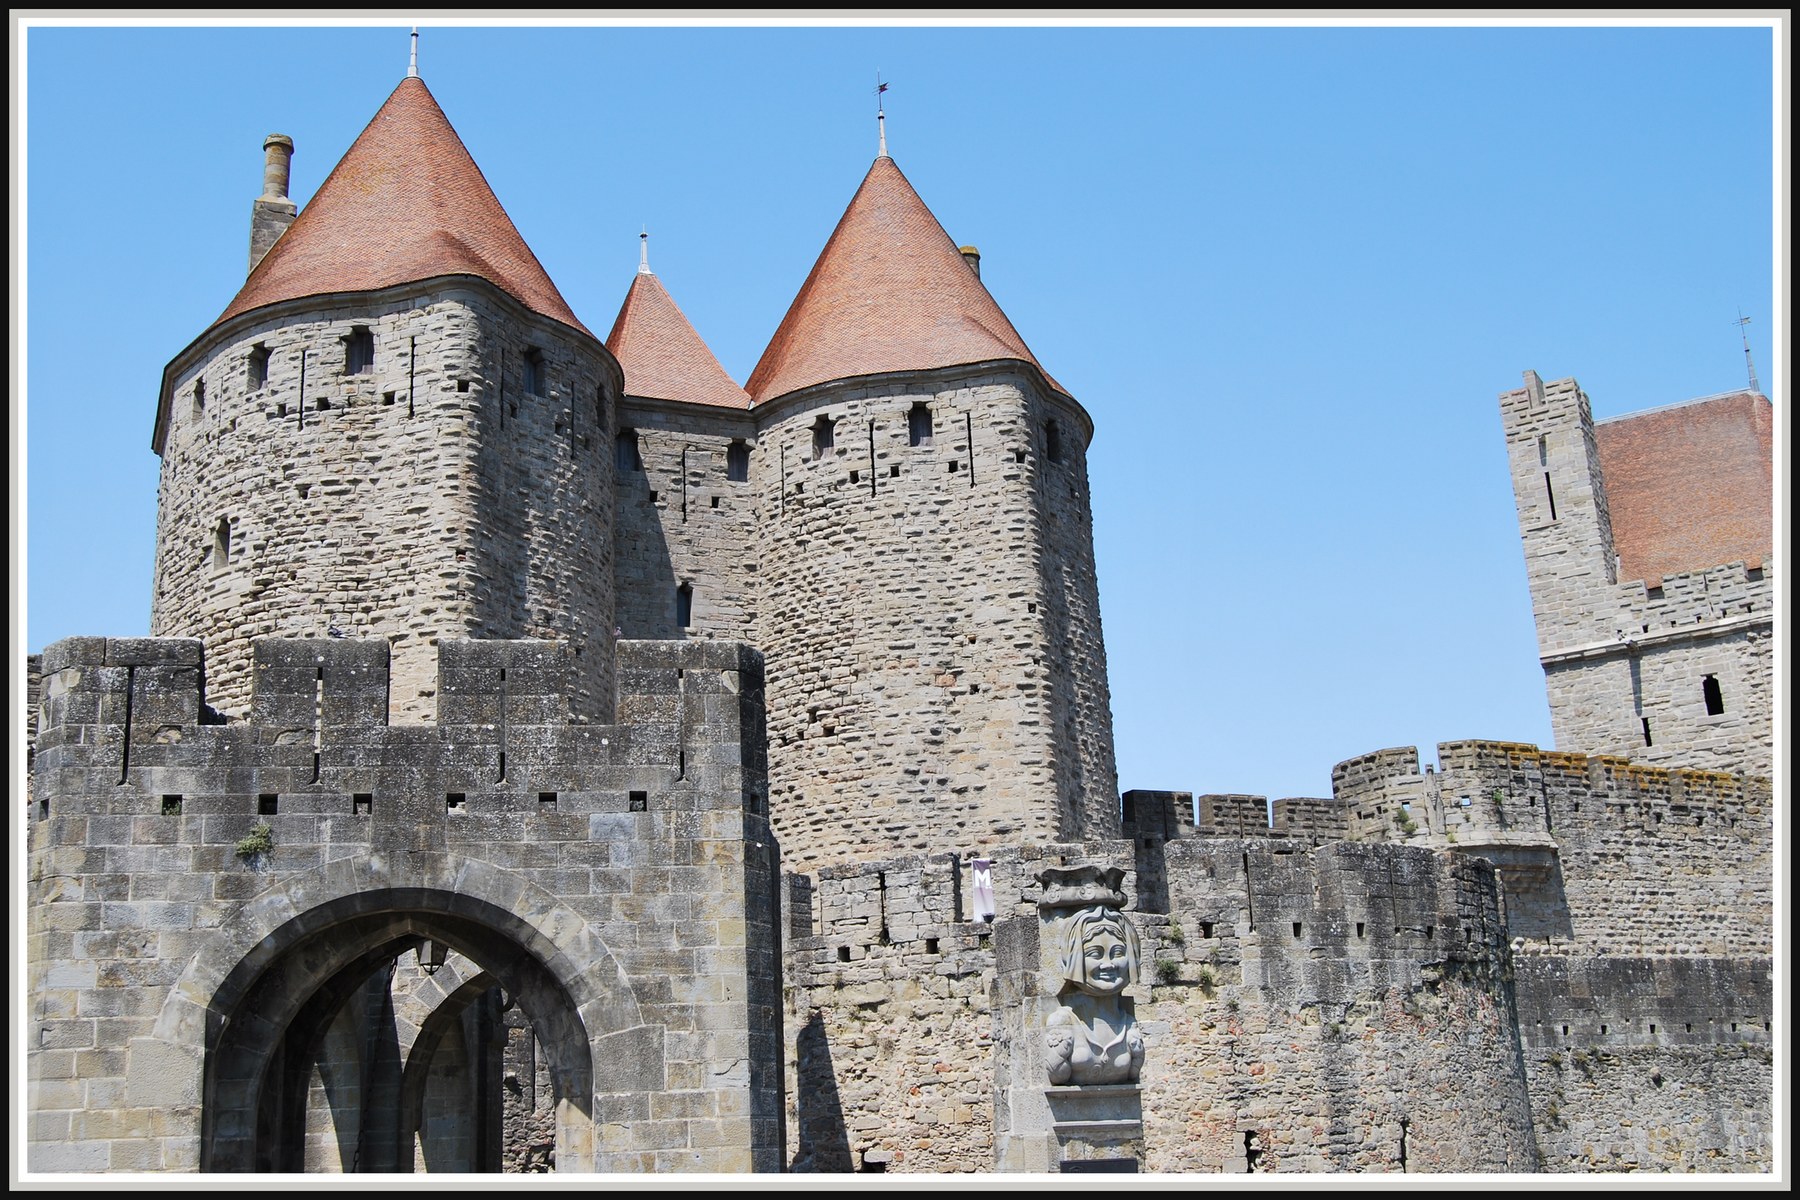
639;228;652;275
876;73;889;158
409;27;418;77
1734;311;1762;394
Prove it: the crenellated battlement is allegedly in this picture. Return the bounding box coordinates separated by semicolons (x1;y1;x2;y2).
30;636;768;851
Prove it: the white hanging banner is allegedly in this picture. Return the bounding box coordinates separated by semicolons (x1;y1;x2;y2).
971;857;995;922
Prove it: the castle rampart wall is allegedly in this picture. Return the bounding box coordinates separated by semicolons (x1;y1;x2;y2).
151;284;620;724
1166;739;1772;959
782;840;1538;1173
27;635;779;1173
1513;956;1773;1172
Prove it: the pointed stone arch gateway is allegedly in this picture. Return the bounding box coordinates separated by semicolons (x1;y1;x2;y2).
134;856;657;1174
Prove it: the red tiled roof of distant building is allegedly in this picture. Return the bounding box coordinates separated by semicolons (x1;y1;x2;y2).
213;76;590;338
1595;391;1773;584
746;155;1067;404
606;270;750;409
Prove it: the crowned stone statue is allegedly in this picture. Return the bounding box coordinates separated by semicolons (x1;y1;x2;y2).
1039;866;1145;1086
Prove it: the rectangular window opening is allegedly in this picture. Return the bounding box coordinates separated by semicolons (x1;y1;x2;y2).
1292;922;1303;938
248;344;269;390
161;795;183;816
908;402;934;447
539;791;558;810
345;327;374;376
354;793;372;815
1544;472;1557;520
446;792;465;811
727;439;750;482
837;946;851;963
258;794;279;816
629;791;648;812
524;349;546;396
1703;675;1725;715
925;938;940;955
457;379;471;393
1642;717;1654;747
616;429;641;472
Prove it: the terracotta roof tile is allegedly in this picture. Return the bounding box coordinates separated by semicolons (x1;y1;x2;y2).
746;156;1065;404
213;76;590;337
606;271;750;409
1595;391;1773;583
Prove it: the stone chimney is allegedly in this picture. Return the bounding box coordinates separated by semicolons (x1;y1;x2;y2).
247;133;297;276
959;244;981;280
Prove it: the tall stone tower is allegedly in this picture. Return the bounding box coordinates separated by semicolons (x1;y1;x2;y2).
740;153;1120;865
1500;371;1774;775
149;75;621;721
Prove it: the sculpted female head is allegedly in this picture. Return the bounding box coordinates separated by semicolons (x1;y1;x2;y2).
1055;904;1141;997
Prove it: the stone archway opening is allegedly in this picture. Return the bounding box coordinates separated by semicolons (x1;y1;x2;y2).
200;894;597;1173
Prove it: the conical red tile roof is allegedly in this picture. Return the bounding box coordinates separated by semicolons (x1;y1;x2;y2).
746;156;1066;404
606;270;750;409
213;76;591;337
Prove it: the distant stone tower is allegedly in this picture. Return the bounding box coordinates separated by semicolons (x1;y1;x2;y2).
1500;371;1774;775
150;76;621;721
741;153;1120;865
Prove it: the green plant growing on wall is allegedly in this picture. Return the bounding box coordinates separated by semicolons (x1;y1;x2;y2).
1167;919;1186;948
1393;809;1418;836
1197;964;1218;992
235;822;274;861
1155;957;1181;985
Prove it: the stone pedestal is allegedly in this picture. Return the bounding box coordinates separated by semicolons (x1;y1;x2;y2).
1046;1084;1143;1171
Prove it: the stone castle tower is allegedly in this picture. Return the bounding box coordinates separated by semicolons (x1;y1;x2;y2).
611;154;1119;867
151;76;620;725
1499;371;1774;776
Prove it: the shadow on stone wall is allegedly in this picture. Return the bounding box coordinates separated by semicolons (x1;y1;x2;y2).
792;1010;851;1172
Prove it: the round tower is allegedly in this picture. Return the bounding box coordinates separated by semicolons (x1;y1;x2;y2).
150;75;620;721
744;154;1120;868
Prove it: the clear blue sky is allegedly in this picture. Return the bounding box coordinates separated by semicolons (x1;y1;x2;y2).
17;17;1781;804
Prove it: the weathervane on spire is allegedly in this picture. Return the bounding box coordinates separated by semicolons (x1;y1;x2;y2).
639;227;652;275
409;27;419;77
876;72;890;158
1734;310;1761;394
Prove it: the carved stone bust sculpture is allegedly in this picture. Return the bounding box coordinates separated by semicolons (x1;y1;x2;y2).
1040;867;1145;1086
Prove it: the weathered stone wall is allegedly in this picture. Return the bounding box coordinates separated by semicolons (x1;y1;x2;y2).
785;840;1541;1174
1514;956;1773;1171
1136;840;1538;1173
613;399;758;642
1540;615;1773;776
26;635;778;1173
151;283;620;723
752;366;1117;870
1500;372;1773;777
